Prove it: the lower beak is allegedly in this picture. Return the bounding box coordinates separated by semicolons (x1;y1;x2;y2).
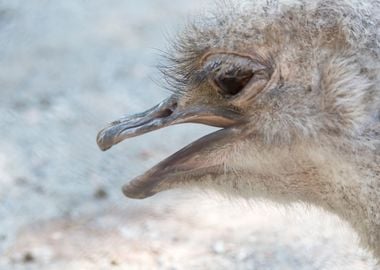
96;96;241;151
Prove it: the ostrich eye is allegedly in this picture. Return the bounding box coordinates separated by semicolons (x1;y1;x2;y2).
214;69;254;97
204;53;270;98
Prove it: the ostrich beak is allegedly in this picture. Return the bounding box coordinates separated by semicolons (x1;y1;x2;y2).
97;96;241;151
121;127;240;199
96;95;244;199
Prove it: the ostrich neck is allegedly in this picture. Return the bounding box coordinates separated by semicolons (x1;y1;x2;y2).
215;136;380;258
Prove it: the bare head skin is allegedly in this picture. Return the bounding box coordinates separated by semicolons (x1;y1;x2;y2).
97;0;380;260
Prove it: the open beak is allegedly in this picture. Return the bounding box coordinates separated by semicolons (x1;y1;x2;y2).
96;95;243;199
97;96;241;151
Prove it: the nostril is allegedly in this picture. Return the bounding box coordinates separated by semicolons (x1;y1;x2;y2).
158;108;173;118
157;102;177;118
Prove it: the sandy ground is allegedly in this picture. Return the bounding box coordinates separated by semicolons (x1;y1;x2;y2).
0;1;378;269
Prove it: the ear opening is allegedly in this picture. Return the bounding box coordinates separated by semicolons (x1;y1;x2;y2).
320;55;375;134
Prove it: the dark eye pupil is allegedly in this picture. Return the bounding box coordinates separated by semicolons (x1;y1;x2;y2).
215;71;253;97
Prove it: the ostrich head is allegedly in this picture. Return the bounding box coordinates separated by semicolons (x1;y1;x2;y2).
97;2;380;254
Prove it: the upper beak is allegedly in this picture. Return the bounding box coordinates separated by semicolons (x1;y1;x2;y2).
96;95;242;151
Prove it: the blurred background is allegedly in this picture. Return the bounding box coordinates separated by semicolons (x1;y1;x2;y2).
0;1;377;269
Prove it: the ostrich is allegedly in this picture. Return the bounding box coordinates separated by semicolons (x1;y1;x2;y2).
97;0;380;259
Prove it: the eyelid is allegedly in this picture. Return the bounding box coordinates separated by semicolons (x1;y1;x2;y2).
202;55;267;80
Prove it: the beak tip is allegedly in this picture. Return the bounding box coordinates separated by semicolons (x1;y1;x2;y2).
122;184;142;199
99;145;111;151
96;129;113;151
122;181;156;199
